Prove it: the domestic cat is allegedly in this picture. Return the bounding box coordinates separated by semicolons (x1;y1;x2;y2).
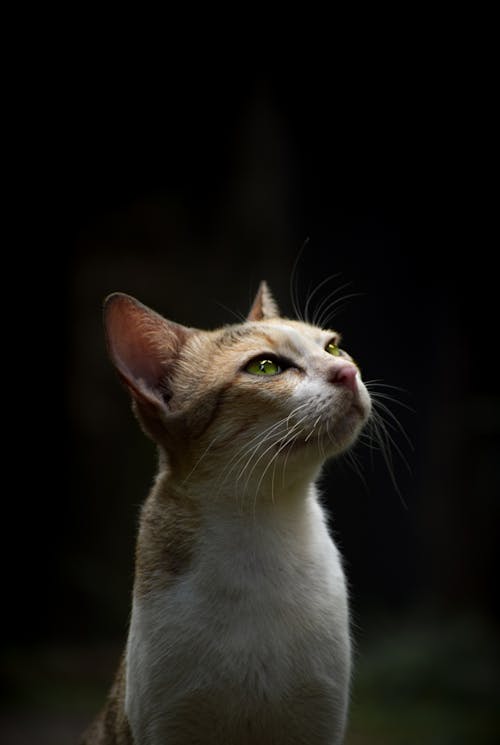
81;281;372;745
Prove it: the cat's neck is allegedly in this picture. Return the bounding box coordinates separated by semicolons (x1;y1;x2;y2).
133;455;329;601
143;463;331;600
155;450;323;515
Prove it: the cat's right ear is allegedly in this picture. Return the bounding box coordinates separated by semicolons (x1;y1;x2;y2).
104;293;191;418
247;280;280;321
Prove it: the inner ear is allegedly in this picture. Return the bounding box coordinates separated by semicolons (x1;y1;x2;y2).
104;293;192;414
247;280;280;321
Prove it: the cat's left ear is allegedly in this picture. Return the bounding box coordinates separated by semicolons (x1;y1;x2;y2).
247;280;280;321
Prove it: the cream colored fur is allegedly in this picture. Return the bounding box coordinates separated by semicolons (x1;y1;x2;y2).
81;281;371;745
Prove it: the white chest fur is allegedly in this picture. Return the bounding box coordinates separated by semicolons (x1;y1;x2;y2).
125;487;351;745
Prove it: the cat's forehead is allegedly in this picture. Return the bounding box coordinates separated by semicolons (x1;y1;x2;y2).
215;319;338;354
262;320;333;347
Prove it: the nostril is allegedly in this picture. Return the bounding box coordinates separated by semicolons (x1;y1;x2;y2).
329;363;358;393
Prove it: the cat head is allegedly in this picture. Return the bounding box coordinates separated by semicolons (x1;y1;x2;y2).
104;282;371;496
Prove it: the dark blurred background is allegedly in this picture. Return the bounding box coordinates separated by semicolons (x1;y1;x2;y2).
3;66;499;744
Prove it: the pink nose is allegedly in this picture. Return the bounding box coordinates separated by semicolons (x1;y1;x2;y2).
328;361;358;393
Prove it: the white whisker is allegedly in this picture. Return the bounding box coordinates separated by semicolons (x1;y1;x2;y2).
183;434;221;484
344;447;369;492
317;292;363;328
370;400;414;460
312;281;352;328
303;273;342;325
304;414;322;442
289;239;309;323
262;426;305;501
242;412;311;495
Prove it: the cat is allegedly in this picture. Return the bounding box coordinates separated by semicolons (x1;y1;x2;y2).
80;280;372;745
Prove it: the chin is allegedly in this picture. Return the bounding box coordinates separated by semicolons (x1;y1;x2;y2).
323;402;369;456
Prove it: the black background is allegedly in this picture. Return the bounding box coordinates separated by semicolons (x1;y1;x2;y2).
5;63;499;743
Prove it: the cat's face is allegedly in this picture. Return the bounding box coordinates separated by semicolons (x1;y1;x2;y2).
104;283;371;496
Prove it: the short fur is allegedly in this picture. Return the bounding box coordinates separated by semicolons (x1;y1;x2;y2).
81;281;371;745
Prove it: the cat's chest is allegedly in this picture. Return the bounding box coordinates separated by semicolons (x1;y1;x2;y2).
126;496;350;743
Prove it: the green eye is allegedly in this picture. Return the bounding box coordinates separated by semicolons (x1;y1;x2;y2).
246;358;282;376
325;342;341;356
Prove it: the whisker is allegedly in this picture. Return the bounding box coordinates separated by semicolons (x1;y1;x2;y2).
368;409;409;508
215;417;291;497
370;399;414;455
304;414;322;442
290;238;309;322
303;273;342;325
364;380;409;394
281;426;300;488
223;420;289;487
311;281;352;328
358;431;385;451
242;413;311;495
271;429;303;503
262;426;305;500
183;434;221;484
368;391;415;414
344;447;369;492
317;422;327;462
215;302;247;324
227;404;312;483
220;403;310;504
238;430;288;493
317;292;364;328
